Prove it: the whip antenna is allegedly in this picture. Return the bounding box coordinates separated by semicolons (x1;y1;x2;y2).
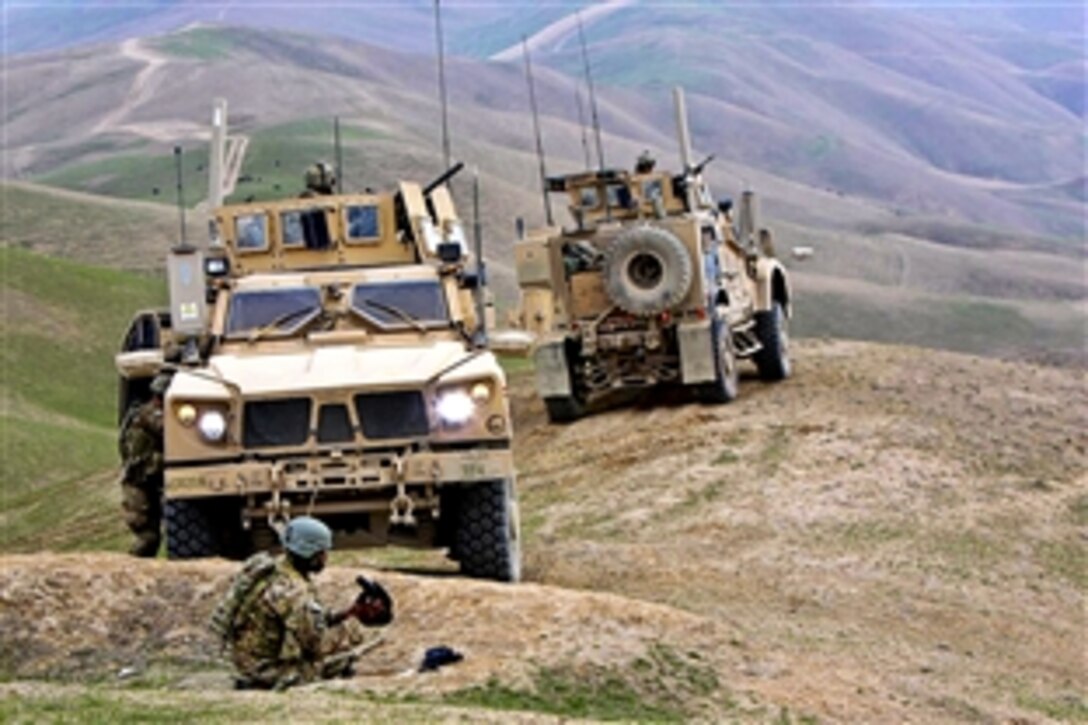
473;166;488;344
434;0;451;169
521;36;553;226
575;87;592;169
173;146;187;247
577;12;605;170
334;116;344;194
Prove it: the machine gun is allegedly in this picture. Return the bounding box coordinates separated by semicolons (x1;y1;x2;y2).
423;161;465;195
686;153;715;178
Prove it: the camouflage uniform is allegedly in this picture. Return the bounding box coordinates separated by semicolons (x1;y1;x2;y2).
228;557;356;689
118;399;164;557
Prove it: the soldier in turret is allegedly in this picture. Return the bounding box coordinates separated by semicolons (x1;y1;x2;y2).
301;162;336;197
118;374;170;557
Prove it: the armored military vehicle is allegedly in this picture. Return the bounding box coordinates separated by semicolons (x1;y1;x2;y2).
115;155;520;582
515;88;793;423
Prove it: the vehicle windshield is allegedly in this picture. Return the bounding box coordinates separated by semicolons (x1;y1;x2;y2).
350;280;449;330
226;287;322;337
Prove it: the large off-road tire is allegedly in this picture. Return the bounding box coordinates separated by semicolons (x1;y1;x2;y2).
454;480;521;583
165;499;217;559
544;395;586;424
604;226;693;316
697;316;739;404
753;301;791;381
543;341;587;424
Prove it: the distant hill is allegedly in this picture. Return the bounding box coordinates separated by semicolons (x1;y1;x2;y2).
1;23;1083;365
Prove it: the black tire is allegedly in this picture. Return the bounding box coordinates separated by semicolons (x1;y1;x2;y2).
753;302;791;381
604;226;693;316
697;316;739;404
544;395;585;424
165;499;217;559
543;341;587;424
454;480;521;583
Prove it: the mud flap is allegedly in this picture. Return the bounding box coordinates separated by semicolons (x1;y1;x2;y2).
678;319;716;383
534;341;572;397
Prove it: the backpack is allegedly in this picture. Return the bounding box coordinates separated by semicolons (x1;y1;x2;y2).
209;551;277;649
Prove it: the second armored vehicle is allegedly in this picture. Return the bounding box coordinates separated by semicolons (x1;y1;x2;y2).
516;88;793;423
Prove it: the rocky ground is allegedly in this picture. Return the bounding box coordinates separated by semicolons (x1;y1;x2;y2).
1;340;1085;722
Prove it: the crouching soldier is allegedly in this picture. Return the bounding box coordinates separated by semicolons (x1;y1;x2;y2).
211;516;394;690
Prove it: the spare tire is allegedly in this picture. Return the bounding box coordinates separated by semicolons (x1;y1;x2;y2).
603;226;693;316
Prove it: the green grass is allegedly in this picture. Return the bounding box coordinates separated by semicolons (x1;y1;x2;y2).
153;27;236;60
446;646;726;721
794;290;1082;362
0;690;283;724
446;667;682;722
36;146;210;208
0;248;164;552
1;183;173;266
1015;692;1088;722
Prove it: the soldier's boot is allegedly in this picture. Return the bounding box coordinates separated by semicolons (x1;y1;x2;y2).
129;529;161;558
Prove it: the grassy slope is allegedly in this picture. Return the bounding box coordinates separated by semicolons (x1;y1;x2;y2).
1;182;177;269
36;145;211;209
0;248;165;552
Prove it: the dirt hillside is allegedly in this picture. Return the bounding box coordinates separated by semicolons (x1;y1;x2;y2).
1;340;1085;722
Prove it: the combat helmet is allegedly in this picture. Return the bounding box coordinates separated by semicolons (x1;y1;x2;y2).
282;516;333;557
150;373;172;396
304;162;336;195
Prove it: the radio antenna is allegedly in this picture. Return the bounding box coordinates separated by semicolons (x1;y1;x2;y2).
577;11;605;170
173;146;188;248
521;36;553;226
333;116;344;194
574;87;592;169
434;0;451;169
473;166;488;345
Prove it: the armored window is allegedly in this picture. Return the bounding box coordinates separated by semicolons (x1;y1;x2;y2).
344;204;380;243
606;184;634;209
578;187;600;209
641;179;663;202
235;214;268;251
226;287;322;337
281;209;331;250
350;280;449;330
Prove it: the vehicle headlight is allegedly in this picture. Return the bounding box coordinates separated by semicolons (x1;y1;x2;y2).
197;410;228;442
470;382;492;404
176;403;197;427
436;390;475;425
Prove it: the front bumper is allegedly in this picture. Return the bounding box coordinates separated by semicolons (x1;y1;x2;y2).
165;445;514;500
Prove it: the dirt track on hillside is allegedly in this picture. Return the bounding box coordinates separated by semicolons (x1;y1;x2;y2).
1;341;1084;721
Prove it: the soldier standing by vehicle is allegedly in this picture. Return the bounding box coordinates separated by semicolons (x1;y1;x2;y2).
213;516;394;690
119;374;169;557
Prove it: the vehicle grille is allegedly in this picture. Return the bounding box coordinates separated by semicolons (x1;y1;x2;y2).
243;398;312;448
317;404;354;443
354;391;429;439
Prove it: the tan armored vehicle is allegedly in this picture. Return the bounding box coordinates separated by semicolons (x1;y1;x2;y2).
116;158;521;582
516;88;793;423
